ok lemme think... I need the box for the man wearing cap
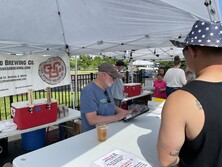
[80,62,132,132]
[157,20,222,167]
[111,60,126,107]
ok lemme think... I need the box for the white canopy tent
[0,0,220,59]
[133,60,154,66]
[102,46,184,61]
[0,0,221,106]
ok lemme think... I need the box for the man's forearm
[167,156,179,167]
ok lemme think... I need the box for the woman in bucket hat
[157,20,222,167]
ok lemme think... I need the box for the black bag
[0,138,8,158]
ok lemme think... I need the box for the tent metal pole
[69,56,75,109]
[129,51,133,83]
[75,55,78,108]
[56,0,77,109]
[204,0,220,21]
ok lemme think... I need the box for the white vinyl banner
[0,54,71,97]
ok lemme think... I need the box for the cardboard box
[65,120,82,137]
[124,83,141,97]
[11,98,58,130]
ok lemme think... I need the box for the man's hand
[115,109,132,120]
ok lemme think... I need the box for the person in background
[80,62,132,132]
[185,67,196,83]
[164,56,187,97]
[110,60,126,107]
[151,73,166,99]
[157,20,222,167]
[158,67,165,76]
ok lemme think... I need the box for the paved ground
[1,135,27,167]
[0,127,69,167]
[0,121,80,167]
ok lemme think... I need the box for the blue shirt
[80,82,115,132]
[111,78,124,100]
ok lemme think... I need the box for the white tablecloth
[0,109,80,139]
[13,108,162,167]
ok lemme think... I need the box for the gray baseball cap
[98,63,122,78]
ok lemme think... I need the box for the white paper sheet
[93,149,152,167]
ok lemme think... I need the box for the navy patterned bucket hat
[170,20,222,48]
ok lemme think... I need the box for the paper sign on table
[93,149,152,167]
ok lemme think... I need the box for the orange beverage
[96,124,108,142]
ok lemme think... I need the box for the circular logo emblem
[38,57,66,85]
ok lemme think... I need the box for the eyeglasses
[106,73,116,80]
[104,90,111,103]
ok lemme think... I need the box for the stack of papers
[147,100,165,118]
[93,149,152,167]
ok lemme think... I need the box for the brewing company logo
[38,57,66,85]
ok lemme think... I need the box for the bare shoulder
[162,90,197,120]
[162,89,204,140]
[157,89,203,166]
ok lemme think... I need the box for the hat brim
[109,71,123,79]
[170,40,186,48]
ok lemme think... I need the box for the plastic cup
[96,124,108,142]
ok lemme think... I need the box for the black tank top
[179,80,222,167]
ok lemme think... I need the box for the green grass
[70,70,97,75]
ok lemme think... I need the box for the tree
[69,57,76,70]
[92,56,103,68]
[78,54,93,70]
[69,54,129,70]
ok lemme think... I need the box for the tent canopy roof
[0,0,220,60]
[133,60,154,66]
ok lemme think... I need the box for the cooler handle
[11,108,16,117]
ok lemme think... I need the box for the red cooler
[124,83,141,97]
[11,98,58,130]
